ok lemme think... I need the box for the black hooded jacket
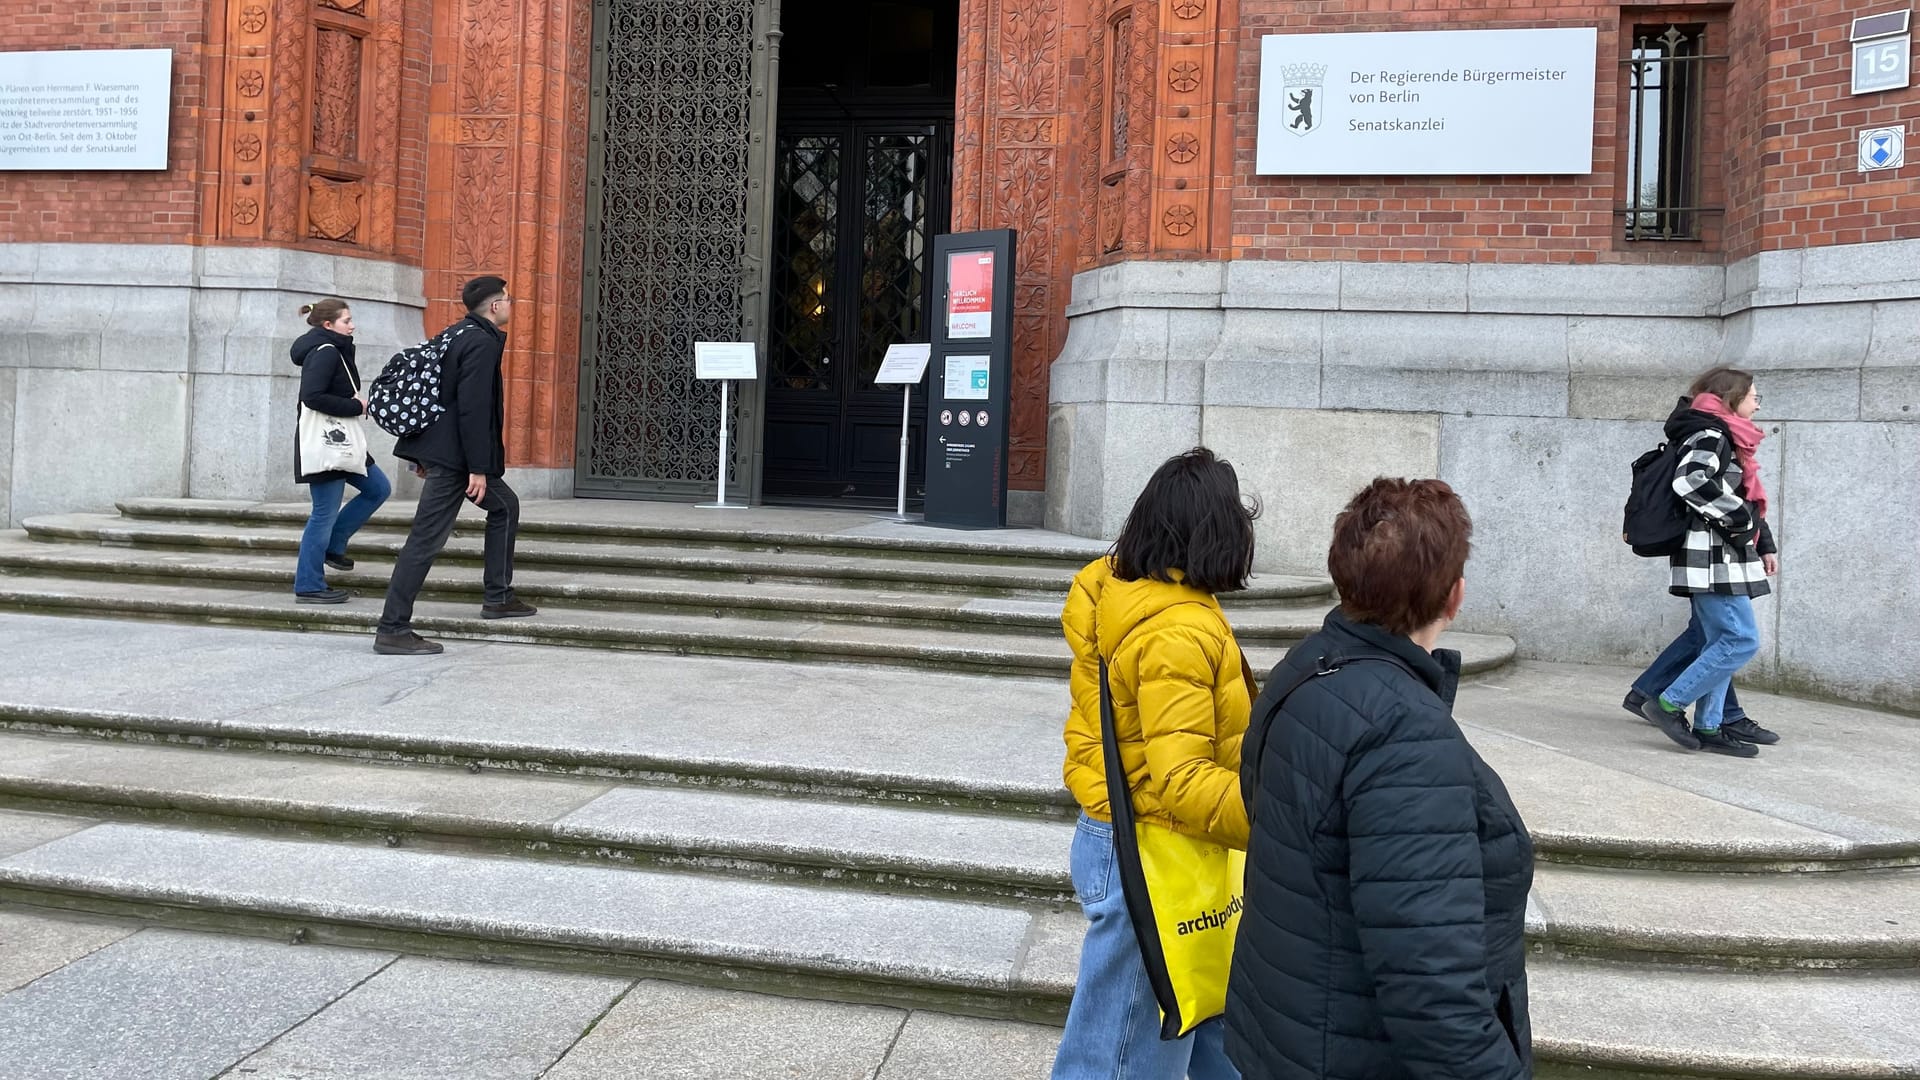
[1225,609,1534,1080]
[290,326,369,485]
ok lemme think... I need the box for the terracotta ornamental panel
[426,0,592,470]
[954,0,1091,490]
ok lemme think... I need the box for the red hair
[1327,478,1473,637]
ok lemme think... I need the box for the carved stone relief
[312,28,362,160]
[998,1,1060,112]
[1109,14,1131,160]
[1100,178,1125,253]
[453,146,512,274]
[997,118,1054,146]
[1168,59,1201,93]
[307,176,363,241]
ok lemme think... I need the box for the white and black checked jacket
[1669,422,1774,598]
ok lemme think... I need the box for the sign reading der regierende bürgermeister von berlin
[0,49,172,171]
[1257,28,1598,176]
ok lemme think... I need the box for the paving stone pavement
[0,908,1064,1080]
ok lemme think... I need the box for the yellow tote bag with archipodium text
[1097,660,1246,1039]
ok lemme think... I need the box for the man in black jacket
[374,275,536,655]
[1226,478,1534,1080]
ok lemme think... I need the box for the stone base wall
[0,244,427,527]
[1046,239,1920,712]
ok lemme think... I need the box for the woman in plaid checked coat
[1631,367,1778,758]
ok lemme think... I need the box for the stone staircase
[0,498,1516,675]
[0,500,1914,1078]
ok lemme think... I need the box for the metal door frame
[574,0,783,502]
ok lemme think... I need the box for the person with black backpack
[1626,367,1778,757]
[371,275,536,655]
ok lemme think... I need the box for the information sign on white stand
[874,343,933,520]
[694,342,758,510]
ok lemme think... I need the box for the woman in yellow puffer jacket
[1051,447,1256,1080]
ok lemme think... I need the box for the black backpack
[1622,441,1690,557]
[365,323,476,438]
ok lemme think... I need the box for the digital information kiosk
[922,230,1017,529]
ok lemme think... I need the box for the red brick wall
[1757,0,1920,253]
[0,0,208,242]
[1228,0,1744,265]
[1218,0,1919,265]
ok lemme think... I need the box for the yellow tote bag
[1097,659,1246,1039]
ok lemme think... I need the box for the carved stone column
[426,0,592,472]
[207,0,425,257]
[1148,0,1234,256]
[952,0,1091,490]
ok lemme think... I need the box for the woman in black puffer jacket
[1226,478,1533,1080]
[290,298,390,604]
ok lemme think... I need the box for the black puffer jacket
[1225,609,1534,1080]
[291,326,369,484]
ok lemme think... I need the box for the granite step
[2,813,1917,1077]
[20,514,1330,602]
[0,731,1077,903]
[0,534,1337,642]
[114,496,1117,567]
[0,814,1081,1018]
[0,614,1909,871]
[3,734,1916,968]
[0,573,1519,677]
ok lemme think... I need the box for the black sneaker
[1723,717,1780,745]
[1694,726,1761,757]
[374,631,444,655]
[1635,694,1700,750]
[325,553,355,572]
[1623,689,1654,723]
[295,588,350,605]
[481,599,538,620]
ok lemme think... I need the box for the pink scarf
[1690,392,1768,518]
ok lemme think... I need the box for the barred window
[1622,24,1713,241]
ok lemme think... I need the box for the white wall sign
[0,49,172,170]
[874,342,932,385]
[1859,126,1906,172]
[1851,35,1912,95]
[694,341,758,380]
[1256,28,1598,176]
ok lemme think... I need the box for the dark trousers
[378,466,518,635]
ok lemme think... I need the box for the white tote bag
[297,347,369,477]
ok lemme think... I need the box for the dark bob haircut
[1328,478,1473,637]
[1109,447,1258,595]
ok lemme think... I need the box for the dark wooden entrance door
[763,120,952,503]
[761,0,957,505]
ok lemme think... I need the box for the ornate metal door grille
[576,0,777,496]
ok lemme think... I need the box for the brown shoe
[374,630,444,655]
[481,599,538,620]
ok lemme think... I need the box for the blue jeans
[1634,609,1746,722]
[1660,594,1761,733]
[1051,815,1239,1080]
[295,462,391,593]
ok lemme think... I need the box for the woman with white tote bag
[291,298,390,604]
